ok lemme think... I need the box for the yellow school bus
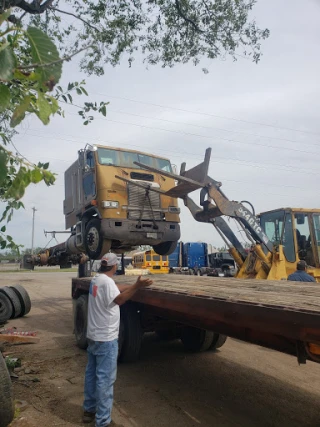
[132,250,169,274]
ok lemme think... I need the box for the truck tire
[10,284,31,317]
[0,292,13,324]
[153,241,177,256]
[118,302,143,363]
[209,334,227,350]
[84,218,111,260]
[0,286,22,319]
[181,326,214,352]
[0,352,15,427]
[74,295,88,350]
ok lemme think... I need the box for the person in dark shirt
[287,260,316,282]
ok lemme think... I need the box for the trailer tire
[153,241,177,256]
[118,303,143,363]
[74,295,88,350]
[181,327,214,352]
[0,286,22,319]
[209,334,227,350]
[10,284,31,317]
[0,292,13,324]
[0,352,15,427]
[84,218,111,260]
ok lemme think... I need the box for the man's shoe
[83,411,95,423]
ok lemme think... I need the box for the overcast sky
[4,0,320,251]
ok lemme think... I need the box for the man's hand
[135,276,153,289]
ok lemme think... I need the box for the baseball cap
[101,253,119,266]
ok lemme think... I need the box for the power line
[90,92,320,138]
[22,129,320,175]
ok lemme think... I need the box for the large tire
[0,352,14,427]
[74,295,88,350]
[84,218,111,260]
[180,326,214,352]
[10,284,31,317]
[0,286,22,319]
[209,334,227,350]
[0,293,13,324]
[153,241,177,256]
[118,303,143,363]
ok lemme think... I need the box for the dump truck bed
[72,275,320,362]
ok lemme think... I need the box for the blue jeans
[83,339,118,427]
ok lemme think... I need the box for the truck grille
[128,182,161,220]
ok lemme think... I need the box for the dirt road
[1,272,320,427]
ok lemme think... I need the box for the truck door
[83,151,96,206]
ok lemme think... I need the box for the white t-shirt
[87,273,120,342]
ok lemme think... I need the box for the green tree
[0,0,269,250]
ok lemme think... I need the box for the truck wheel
[0,287,22,319]
[84,218,111,260]
[0,352,15,427]
[153,241,177,256]
[10,284,31,316]
[74,295,88,350]
[0,292,13,324]
[181,326,214,352]
[118,303,143,363]
[209,334,227,350]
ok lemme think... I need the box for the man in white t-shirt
[83,253,153,427]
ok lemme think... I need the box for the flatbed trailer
[72,275,320,364]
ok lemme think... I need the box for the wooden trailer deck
[72,275,320,363]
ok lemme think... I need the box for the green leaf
[0,9,12,26]
[0,46,16,81]
[76,87,82,95]
[43,162,49,170]
[48,96,59,114]
[1,241,6,249]
[80,86,88,96]
[26,26,62,87]
[0,149,7,185]
[30,168,42,183]
[0,84,10,112]
[1,225,6,233]
[10,96,32,127]
[100,105,107,117]
[37,92,51,125]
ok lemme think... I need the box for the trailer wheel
[10,284,31,316]
[209,334,227,350]
[181,327,214,352]
[0,287,22,319]
[153,241,177,256]
[0,292,13,324]
[74,295,88,350]
[118,303,143,363]
[0,352,14,427]
[84,218,111,260]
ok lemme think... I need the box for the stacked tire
[0,284,31,324]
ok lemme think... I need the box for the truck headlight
[102,201,119,208]
[168,206,180,213]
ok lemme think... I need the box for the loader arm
[133,148,273,254]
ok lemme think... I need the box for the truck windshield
[97,148,172,172]
[260,210,295,262]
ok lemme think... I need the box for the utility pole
[31,207,37,255]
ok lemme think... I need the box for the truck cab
[63,144,180,259]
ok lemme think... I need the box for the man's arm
[114,276,153,306]
[117,283,133,292]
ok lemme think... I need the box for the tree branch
[49,7,99,31]
[174,0,204,33]
[17,44,94,70]
[6,0,55,14]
